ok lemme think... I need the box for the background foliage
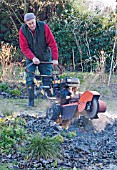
[0,0,116,72]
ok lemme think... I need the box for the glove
[32,57,40,65]
[52,60,58,66]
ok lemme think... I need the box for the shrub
[61,131,76,139]
[0,83,9,92]
[0,120,27,154]
[26,133,63,160]
[10,89,21,96]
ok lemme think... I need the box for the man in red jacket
[19,13,58,107]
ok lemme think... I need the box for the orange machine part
[78,91,100,112]
[98,100,107,112]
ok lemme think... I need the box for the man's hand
[32,57,40,65]
[52,60,58,66]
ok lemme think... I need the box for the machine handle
[25,61,63,75]
[25,61,53,73]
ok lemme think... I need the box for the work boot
[27,84,34,107]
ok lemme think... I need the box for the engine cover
[61,77,80,87]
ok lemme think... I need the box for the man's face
[25,19,36,31]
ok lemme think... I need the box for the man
[19,13,58,107]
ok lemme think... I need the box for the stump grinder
[26,62,107,127]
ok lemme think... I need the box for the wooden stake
[72,48,75,70]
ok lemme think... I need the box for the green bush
[26,133,63,159]
[0,83,9,92]
[61,131,76,139]
[10,89,21,96]
[0,83,21,96]
[0,118,27,154]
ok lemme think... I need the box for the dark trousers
[26,59,52,86]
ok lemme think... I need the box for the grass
[1,106,13,117]
[0,98,49,117]
[105,100,117,115]
[25,133,63,159]
[0,164,11,170]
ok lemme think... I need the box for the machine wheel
[86,97,99,119]
[46,103,61,121]
[46,89,52,97]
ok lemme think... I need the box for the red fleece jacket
[19,23,58,60]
